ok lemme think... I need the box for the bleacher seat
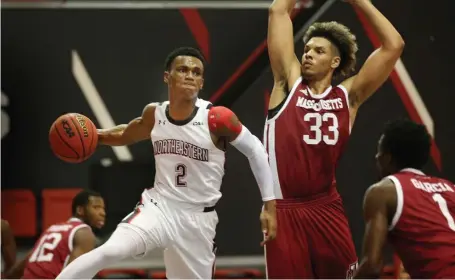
[1,189,36,236]
[42,188,82,230]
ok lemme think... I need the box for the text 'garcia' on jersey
[411,178,454,193]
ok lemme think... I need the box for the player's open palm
[260,201,277,246]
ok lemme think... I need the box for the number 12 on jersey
[303,112,339,145]
[29,233,62,262]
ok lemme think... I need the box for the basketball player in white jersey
[56,47,277,279]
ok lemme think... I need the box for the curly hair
[303,21,358,78]
[382,119,431,170]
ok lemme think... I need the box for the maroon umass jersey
[387,168,455,278]
[264,77,350,198]
[22,218,90,279]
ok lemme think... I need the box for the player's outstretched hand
[260,200,277,246]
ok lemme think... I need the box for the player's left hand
[260,200,277,246]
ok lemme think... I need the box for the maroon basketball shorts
[265,192,358,279]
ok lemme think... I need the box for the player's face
[84,196,106,229]
[164,56,204,100]
[301,37,340,80]
[376,135,392,178]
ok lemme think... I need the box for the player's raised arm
[97,104,156,146]
[342,0,404,109]
[268,0,301,105]
[354,179,397,279]
[67,227,96,265]
[208,106,277,243]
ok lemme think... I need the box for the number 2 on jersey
[175,163,187,187]
[29,232,62,262]
[433,193,455,231]
[303,112,339,145]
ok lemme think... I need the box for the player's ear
[76,206,84,217]
[331,56,341,70]
[383,153,393,167]
[164,71,170,84]
[199,78,204,90]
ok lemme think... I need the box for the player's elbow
[392,38,405,52]
[385,36,405,53]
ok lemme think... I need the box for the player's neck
[168,98,196,120]
[307,78,332,94]
[304,72,333,94]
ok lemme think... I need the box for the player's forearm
[269,0,295,14]
[4,258,27,279]
[353,1,404,50]
[230,126,275,201]
[2,245,16,272]
[97,124,129,146]
[1,222,17,272]
[247,153,276,201]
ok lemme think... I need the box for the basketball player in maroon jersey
[265,0,404,277]
[4,190,105,279]
[354,119,455,278]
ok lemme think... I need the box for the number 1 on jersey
[433,193,455,231]
[175,163,187,187]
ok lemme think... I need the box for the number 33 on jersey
[263,78,351,198]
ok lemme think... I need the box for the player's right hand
[260,200,277,246]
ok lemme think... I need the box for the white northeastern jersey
[145,99,225,206]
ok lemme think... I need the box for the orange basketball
[49,113,98,163]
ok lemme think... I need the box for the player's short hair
[382,119,431,170]
[71,189,102,216]
[164,47,206,71]
[303,21,358,78]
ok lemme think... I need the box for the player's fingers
[260,215,269,246]
[267,218,277,240]
[260,233,270,247]
[260,213,268,234]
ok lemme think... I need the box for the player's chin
[92,220,105,229]
[179,87,199,98]
[301,69,316,79]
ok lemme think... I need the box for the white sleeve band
[230,125,276,201]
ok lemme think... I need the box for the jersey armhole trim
[337,84,350,109]
[387,175,404,231]
[266,76,303,123]
[68,224,89,252]
[337,84,352,134]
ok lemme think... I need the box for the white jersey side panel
[146,99,225,206]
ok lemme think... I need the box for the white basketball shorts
[119,189,218,279]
